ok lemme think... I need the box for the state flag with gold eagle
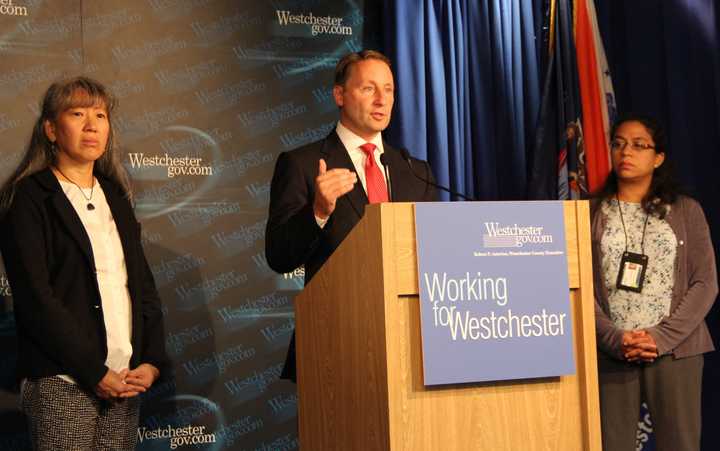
[528,0,616,199]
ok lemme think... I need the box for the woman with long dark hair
[0,77,167,450]
[592,113,717,451]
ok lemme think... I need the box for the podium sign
[415,201,575,385]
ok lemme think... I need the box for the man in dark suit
[265,50,437,382]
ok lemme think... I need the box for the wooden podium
[294,202,601,450]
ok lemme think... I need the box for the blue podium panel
[415,201,575,385]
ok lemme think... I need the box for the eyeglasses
[610,139,655,152]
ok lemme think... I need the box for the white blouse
[57,178,133,383]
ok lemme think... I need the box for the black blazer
[265,131,438,381]
[0,168,167,391]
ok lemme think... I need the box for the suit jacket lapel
[36,169,95,269]
[321,131,366,219]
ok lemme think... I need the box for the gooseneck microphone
[399,149,476,201]
[379,153,393,201]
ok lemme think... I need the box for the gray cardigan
[592,195,718,360]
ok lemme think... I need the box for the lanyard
[616,194,650,255]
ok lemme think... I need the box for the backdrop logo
[130,126,223,220]
[1,64,61,95]
[283,266,304,280]
[637,402,654,449]
[0,0,27,16]
[276,10,352,36]
[0,113,20,132]
[214,416,264,447]
[166,324,213,356]
[215,292,291,329]
[136,425,216,450]
[238,101,308,131]
[232,36,302,61]
[280,120,335,149]
[191,10,261,46]
[181,344,256,377]
[111,37,187,69]
[196,80,266,113]
[0,274,11,296]
[128,153,213,178]
[155,59,227,93]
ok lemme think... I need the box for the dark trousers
[21,376,140,451]
[598,353,703,451]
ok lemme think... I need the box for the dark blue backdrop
[596,3,720,450]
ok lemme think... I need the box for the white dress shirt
[315,122,390,228]
[57,179,133,384]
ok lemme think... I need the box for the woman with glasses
[0,77,168,450]
[591,113,717,451]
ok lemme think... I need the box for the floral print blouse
[600,199,677,330]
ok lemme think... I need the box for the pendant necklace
[54,166,96,210]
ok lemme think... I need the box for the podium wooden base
[295,202,600,451]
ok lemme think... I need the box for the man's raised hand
[313,158,357,219]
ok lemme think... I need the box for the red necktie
[359,143,388,203]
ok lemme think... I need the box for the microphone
[379,153,393,201]
[399,149,476,201]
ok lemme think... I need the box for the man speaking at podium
[265,50,437,382]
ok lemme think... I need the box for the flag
[574,0,617,193]
[528,0,584,200]
[529,0,617,199]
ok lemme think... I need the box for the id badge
[616,252,649,293]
